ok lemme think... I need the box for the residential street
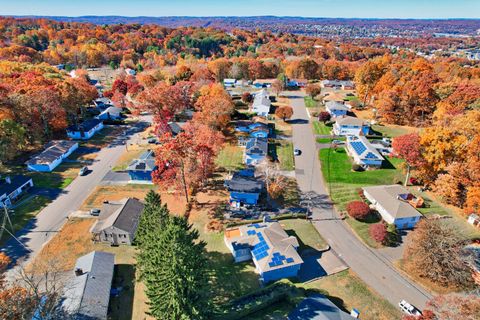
[2,116,152,266]
[285,91,432,310]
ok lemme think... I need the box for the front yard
[319,147,404,247]
[312,121,332,135]
[276,141,295,171]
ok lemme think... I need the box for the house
[26,140,78,172]
[325,101,349,117]
[467,214,480,228]
[91,198,144,245]
[224,170,263,207]
[223,78,236,87]
[0,176,33,208]
[235,121,270,138]
[321,80,355,90]
[288,294,356,320]
[66,119,104,140]
[333,116,370,136]
[62,251,114,320]
[168,121,186,136]
[362,185,423,229]
[253,79,275,88]
[244,137,268,165]
[93,97,113,109]
[346,136,384,169]
[341,80,355,90]
[224,221,303,283]
[287,79,308,88]
[125,68,136,76]
[96,106,123,120]
[252,89,271,117]
[126,150,156,183]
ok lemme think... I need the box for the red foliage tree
[241,92,253,104]
[318,111,331,123]
[346,201,371,220]
[392,133,424,186]
[305,84,321,99]
[369,223,388,244]
[275,106,293,122]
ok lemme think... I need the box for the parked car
[79,166,89,176]
[90,208,101,216]
[331,140,345,145]
[294,149,302,156]
[147,137,157,144]
[398,300,421,317]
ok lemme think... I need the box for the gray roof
[225,173,263,193]
[168,122,186,135]
[326,101,349,112]
[92,198,144,235]
[288,294,355,320]
[0,176,32,197]
[25,140,78,166]
[335,116,367,127]
[126,150,156,172]
[62,251,115,320]
[362,185,423,219]
[246,138,268,156]
[67,119,102,133]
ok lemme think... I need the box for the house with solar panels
[333,116,370,136]
[224,221,303,283]
[346,136,384,169]
[126,150,156,183]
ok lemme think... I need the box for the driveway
[285,91,431,310]
[2,115,152,267]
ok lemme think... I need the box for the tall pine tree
[136,194,211,320]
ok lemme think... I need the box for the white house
[333,116,370,136]
[346,136,384,169]
[96,107,123,120]
[26,140,78,172]
[223,78,236,87]
[325,101,349,117]
[362,185,423,229]
[0,176,34,208]
[252,89,271,117]
[67,119,104,140]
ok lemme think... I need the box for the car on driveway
[398,300,421,317]
[332,140,345,145]
[79,166,89,176]
[294,148,302,156]
[90,208,101,216]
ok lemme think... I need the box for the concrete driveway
[2,115,152,267]
[285,91,431,310]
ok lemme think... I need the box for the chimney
[5,176,11,184]
[74,268,84,276]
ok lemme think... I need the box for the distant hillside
[9,15,480,38]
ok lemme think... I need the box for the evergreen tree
[140,215,211,320]
[135,190,166,247]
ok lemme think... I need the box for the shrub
[305,84,321,98]
[369,223,388,244]
[318,111,331,123]
[241,92,253,103]
[351,164,363,172]
[346,201,370,220]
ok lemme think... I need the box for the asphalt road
[286,91,432,310]
[2,115,152,266]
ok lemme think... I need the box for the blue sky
[0,0,479,19]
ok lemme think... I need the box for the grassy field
[370,124,417,138]
[319,147,404,247]
[277,141,295,171]
[316,137,346,144]
[215,145,245,171]
[281,219,327,250]
[300,270,402,320]
[112,145,151,171]
[304,96,320,108]
[312,121,332,135]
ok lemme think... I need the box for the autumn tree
[272,79,284,96]
[194,83,234,130]
[354,55,388,106]
[305,84,321,99]
[369,223,388,245]
[241,92,253,104]
[392,133,424,186]
[318,111,331,123]
[275,106,293,122]
[403,219,473,289]
[0,119,27,164]
[346,201,370,220]
[404,293,480,320]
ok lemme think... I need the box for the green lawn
[216,145,245,171]
[304,96,319,108]
[316,137,346,144]
[0,195,51,244]
[343,95,359,101]
[319,147,404,247]
[312,121,332,135]
[277,142,295,171]
[281,219,327,250]
[370,124,411,138]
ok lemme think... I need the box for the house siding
[261,263,302,283]
[67,122,104,140]
[27,142,78,172]
[128,171,153,182]
[98,226,133,245]
[0,178,33,207]
[229,191,260,206]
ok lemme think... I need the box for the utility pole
[0,205,14,242]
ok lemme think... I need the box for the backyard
[215,144,245,171]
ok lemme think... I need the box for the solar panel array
[350,141,367,155]
[365,152,378,159]
[251,231,270,260]
[268,252,295,268]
